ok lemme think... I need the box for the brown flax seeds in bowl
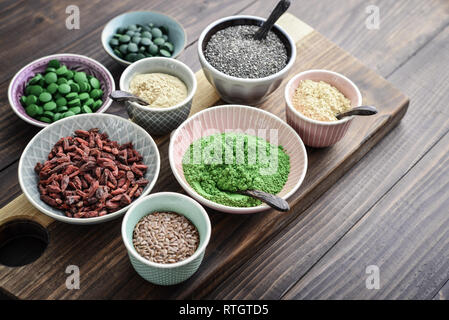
[292,80,352,122]
[132,211,199,264]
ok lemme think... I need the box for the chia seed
[204,25,288,79]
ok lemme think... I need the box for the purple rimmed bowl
[8,53,115,127]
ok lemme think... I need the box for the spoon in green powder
[237,189,290,212]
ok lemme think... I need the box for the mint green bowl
[121,192,211,285]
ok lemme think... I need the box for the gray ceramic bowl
[198,15,296,105]
[119,57,197,136]
[18,113,160,225]
[102,11,186,66]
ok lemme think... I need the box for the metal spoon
[109,90,149,106]
[238,189,290,212]
[254,0,291,40]
[336,105,378,120]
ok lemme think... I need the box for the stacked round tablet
[109,23,174,62]
[20,59,104,123]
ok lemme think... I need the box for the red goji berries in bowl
[18,113,160,225]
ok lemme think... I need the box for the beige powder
[129,73,188,108]
[292,80,352,122]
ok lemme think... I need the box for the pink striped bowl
[285,70,362,148]
[169,105,308,214]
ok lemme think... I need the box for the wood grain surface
[1,0,448,300]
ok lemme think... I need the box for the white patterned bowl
[122,192,211,285]
[169,105,308,214]
[119,57,197,136]
[285,70,362,148]
[18,113,160,225]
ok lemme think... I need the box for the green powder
[182,133,290,207]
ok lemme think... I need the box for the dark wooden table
[1,0,448,300]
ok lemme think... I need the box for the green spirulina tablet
[149,44,158,55]
[163,42,174,52]
[36,106,44,115]
[69,82,80,93]
[131,36,141,44]
[45,67,56,73]
[20,96,27,106]
[79,81,89,92]
[57,106,68,112]
[162,35,168,41]
[120,35,131,43]
[39,116,52,123]
[58,83,71,94]
[25,104,39,117]
[29,85,43,96]
[57,78,68,85]
[43,110,55,118]
[135,53,145,60]
[93,100,102,110]
[90,89,103,99]
[119,44,128,55]
[53,113,63,121]
[139,46,146,53]
[141,31,152,39]
[44,72,57,84]
[56,65,68,76]
[47,83,58,94]
[65,92,78,100]
[29,74,42,85]
[43,101,57,111]
[89,77,100,89]
[74,72,87,84]
[85,98,94,106]
[26,95,38,105]
[128,43,138,53]
[69,106,81,114]
[78,92,89,101]
[140,37,151,46]
[109,38,119,46]
[153,37,165,45]
[68,98,81,107]
[39,92,52,103]
[82,105,92,113]
[48,59,60,68]
[66,70,74,79]
[63,111,75,118]
[159,49,171,57]
[56,97,67,107]
[114,49,123,58]
[151,27,162,38]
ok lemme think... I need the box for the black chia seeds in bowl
[198,15,296,105]
[204,25,288,79]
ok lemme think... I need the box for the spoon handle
[254,0,291,40]
[336,105,378,120]
[109,90,149,106]
[239,190,290,212]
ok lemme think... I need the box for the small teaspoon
[109,90,149,106]
[336,105,378,120]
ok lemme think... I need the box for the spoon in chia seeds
[237,189,290,212]
[335,105,378,120]
[254,0,291,40]
[109,90,149,106]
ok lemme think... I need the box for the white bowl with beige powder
[120,57,197,135]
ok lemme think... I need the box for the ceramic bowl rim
[121,192,211,269]
[18,113,161,225]
[8,53,115,128]
[119,57,197,113]
[101,10,187,66]
[197,15,297,83]
[284,69,363,126]
[168,104,308,214]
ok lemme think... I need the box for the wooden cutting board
[0,13,408,299]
